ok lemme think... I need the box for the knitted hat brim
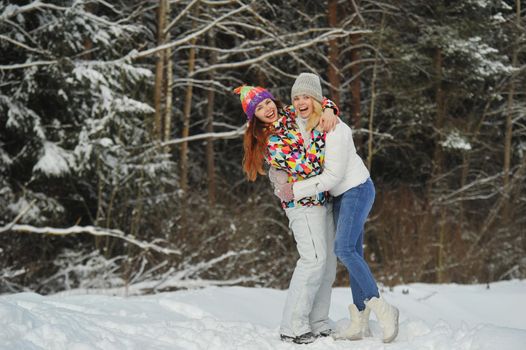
[246,90,275,120]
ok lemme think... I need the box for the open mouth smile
[266,111,275,119]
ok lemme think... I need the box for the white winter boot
[361,304,372,338]
[366,296,399,343]
[336,304,371,340]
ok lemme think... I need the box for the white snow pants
[280,204,337,337]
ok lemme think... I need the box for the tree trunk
[349,0,362,148]
[456,149,469,242]
[503,0,520,222]
[206,30,217,207]
[180,51,196,194]
[327,0,340,106]
[179,10,199,227]
[163,0,173,147]
[367,12,385,171]
[431,47,447,283]
[153,0,168,140]
[95,156,104,251]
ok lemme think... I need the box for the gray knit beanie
[291,72,323,102]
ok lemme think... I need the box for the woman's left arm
[319,97,339,132]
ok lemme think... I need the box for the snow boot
[336,304,371,340]
[316,329,335,338]
[280,332,317,344]
[366,296,399,343]
[360,304,372,338]
[293,332,317,344]
[280,334,295,343]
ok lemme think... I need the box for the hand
[319,108,339,132]
[268,167,289,185]
[274,182,294,202]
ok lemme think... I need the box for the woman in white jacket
[273,72,400,343]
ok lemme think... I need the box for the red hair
[243,118,273,181]
[242,100,284,181]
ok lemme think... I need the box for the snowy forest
[1,0,525,296]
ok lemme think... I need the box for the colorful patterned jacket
[265,98,339,209]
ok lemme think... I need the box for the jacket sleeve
[321,97,340,116]
[292,121,349,198]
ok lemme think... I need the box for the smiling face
[292,94,314,119]
[254,98,278,124]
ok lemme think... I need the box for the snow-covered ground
[1,280,525,350]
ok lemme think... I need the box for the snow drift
[1,280,525,349]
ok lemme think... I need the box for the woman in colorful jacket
[234,84,338,344]
[273,73,400,344]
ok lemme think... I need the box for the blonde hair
[306,99,323,132]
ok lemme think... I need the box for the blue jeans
[333,177,379,311]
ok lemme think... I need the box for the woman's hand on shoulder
[318,108,339,132]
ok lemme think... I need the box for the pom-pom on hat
[291,72,323,102]
[234,85,275,121]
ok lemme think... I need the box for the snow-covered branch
[431,173,502,205]
[147,124,247,150]
[145,250,257,293]
[0,35,47,54]
[353,128,395,139]
[0,60,58,70]
[129,124,246,159]
[0,224,181,255]
[0,1,67,22]
[177,250,252,280]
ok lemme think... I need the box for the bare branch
[175,44,261,55]
[130,1,254,60]
[164,0,200,34]
[192,29,369,76]
[201,0,235,5]
[90,0,124,15]
[349,0,366,25]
